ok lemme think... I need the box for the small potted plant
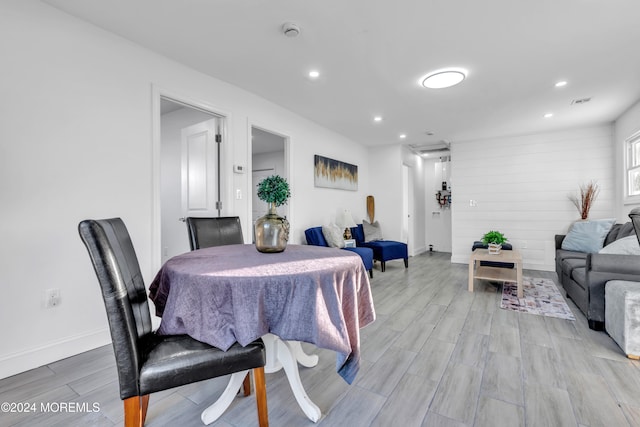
[255,175,291,253]
[482,230,507,254]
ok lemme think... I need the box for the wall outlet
[45,288,61,308]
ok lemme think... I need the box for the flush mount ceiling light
[420,68,467,89]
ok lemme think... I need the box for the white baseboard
[412,246,427,256]
[0,328,111,380]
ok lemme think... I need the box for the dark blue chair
[304,226,374,278]
[351,224,408,272]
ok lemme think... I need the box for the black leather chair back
[186,216,244,250]
[78,218,152,398]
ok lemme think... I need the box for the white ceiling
[43,0,640,149]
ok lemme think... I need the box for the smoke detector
[282,22,300,37]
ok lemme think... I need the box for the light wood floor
[2,252,640,426]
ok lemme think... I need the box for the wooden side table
[469,248,523,298]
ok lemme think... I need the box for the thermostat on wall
[233,165,245,174]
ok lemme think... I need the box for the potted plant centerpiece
[255,175,291,253]
[482,230,508,254]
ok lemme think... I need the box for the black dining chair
[78,218,268,427]
[186,216,244,250]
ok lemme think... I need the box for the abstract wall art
[314,155,358,191]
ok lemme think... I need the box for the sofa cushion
[304,226,328,247]
[571,267,587,290]
[599,235,640,255]
[556,249,588,263]
[351,224,366,245]
[562,257,586,276]
[322,223,345,248]
[362,220,383,242]
[343,247,373,271]
[561,218,616,253]
[604,222,635,246]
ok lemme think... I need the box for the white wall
[615,99,640,218]
[368,145,403,240]
[0,1,370,378]
[451,125,615,271]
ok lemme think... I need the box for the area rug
[501,277,575,321]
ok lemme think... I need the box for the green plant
[257,175,291,207]
[482,230,507,245]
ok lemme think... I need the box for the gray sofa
[555,221,640,330]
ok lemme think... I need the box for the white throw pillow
[362,220,383,242]
[322,223,345,248]
[599,235,640,255]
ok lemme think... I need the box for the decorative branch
[569,181,599,220]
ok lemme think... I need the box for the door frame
[246,121,292,241]
[152,85,232,271]
[402,163,416,256]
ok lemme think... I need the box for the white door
[181,118,220,220]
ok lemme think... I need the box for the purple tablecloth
[148,244,376,384]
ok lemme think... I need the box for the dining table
[148,243,376,423]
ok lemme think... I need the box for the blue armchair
[304,226,374,278]
[351,224,408,272]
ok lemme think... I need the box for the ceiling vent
[409,140,451,156]
[571,97,592,105]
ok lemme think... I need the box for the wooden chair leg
[124,395,149,427]
[253,367,269,427]
[242,372,252,396]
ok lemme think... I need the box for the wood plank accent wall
[450,125,614,271]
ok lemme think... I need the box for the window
[626,130,640,199]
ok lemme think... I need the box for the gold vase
[254,203,289,253]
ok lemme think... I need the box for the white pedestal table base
[201,333,321,424]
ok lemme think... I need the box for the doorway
[251,127,287,241]
[159,97,224,263]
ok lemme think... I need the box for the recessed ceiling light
[373,116,383,122]
[399,134,407,139]
[420,68,467,89]
[544,113,553,118]
[555,81,568,87]
[308,70,320,79]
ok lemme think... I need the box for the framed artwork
[314,155,358,191]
